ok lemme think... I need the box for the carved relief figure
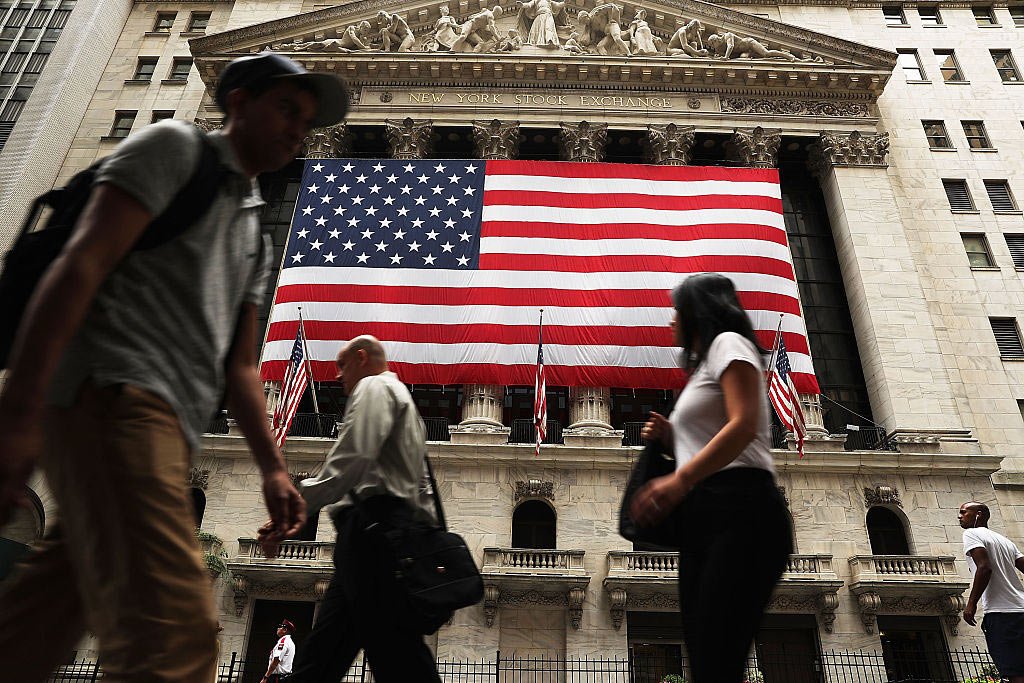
[666,19,708,57]
[628,9,658,56]
[451,5,504,52]
[563,30,586,54]
[432,5,460,51]
[276,30,370,53]
[706,32,798,61]
[515,0,568,48]
[498,28,523,51]
[577,4,631,57]
[377,10,415,52]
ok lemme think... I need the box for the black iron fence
[51,648,1002,683]
[285,412,339,439]
[509,419,564,445]
[623,422,645,447]
[424,416,452,441]
[839,425,897,452]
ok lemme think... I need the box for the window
[973,5,998,25]
[108,110,136,138]
[991,318,1024,358]
[918,5,943,24]
[1018,399,1024,422]
[151,110,174,123]
[879,617,955,683]
[132,56,157,81]
[511,500,556,549]
[1005,234,1024,269]
[922,120,952,148]
[943,179,975,211]
[992,50,1021,81]
[883,5,907,24]
[1011,5,1024,26]
[962,234,994,267]
[962,121,992,149]
[934,49,965,81]
[897,50,926,81]
[167,57,191,81]
[186,11,209,32]
[152,11,175,32]
[985,180,1018,211]
[866,507,910,555]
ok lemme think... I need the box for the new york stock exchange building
[2,0,1024,677]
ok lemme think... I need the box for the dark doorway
[755,614,822,683]
[867,507,911,555]
[627,611,685,683]
[190,488,206,527]
[878,615,953,683]
[511,499,556,549]
[243,599,316,682]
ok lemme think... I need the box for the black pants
[289,500,441,683]
[676,468,793,683]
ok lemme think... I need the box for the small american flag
[259,159,819,394]
[534,312,546,457]
[768,336,806,457]
[272,324,309,448]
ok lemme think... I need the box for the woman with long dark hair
[631,272,792,683]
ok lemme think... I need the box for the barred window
[990,318,1024,359]
[985,180,1018,212]
[943,180,975,212]
[1004,234,1024,269]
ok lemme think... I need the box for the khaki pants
[0,383,218,682]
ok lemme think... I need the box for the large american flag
[259,159,819,393]
[769,336,807,457]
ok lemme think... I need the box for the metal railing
[840,425,897,452]
[206,412,230,435]
[509,419,563,445]
[622,422,645,446]
[286,412,339,439]
[423,416,452,441]
[49,648,1004,683]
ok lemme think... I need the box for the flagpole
[535,308,545,458]
[297,306,321,415]
[766,313,784,381]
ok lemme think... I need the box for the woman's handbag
[617,439,681,549]
[358,455,484,635]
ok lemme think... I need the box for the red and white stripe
[769,368,807,457]
[261,161,819,393]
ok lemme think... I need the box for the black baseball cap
[216,52,349,128]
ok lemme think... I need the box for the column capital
[808,130,890,175]
[384,117,434,159]
[472,119,521,160]
[302,123,353,159]
[193,117,222,133]
[646,123,695,166]
[558,121,608,163]
[731,126,781,168]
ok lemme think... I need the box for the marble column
[808,130,965,442]
[558,121,608,163]
[384,117,433,159]
[731,126,828,440]
[646,123,696,166]
[302,123,353,158]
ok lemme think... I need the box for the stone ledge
[992,470,1024,490]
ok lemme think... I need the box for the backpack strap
[134,127,227,250]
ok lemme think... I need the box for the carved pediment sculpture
[577,3,631,57]
[451,4,504,52]
[427,4,459,51]
[377,10,416,52]
[277,20,373,53]
[515,0,570,49]
[627,9,660,56]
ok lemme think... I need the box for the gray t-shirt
[668,331,775,475]
[48,120,272,450]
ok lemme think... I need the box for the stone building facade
[3,0,1024,675]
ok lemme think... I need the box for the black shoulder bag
[357,454,484,635]
[618,439,682,549]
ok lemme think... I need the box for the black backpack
[0,127,225,367]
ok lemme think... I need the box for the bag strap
[135,127,226,250]
[422,452,447,532]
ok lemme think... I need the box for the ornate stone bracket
[231,576,249,617]
[864,485,902,508]
[472,119,520,160]
[940,594,966,636]
[568,586,586,630]
[302,123,353,158]
[558,121,608,163]
[608,587,627,630]
[808,130,889,175]
[514,480,555,503]
[481,576,590,630]
[188,467,210,490]
[730,126,781,168]
[384,117,433,159]
[646,123,695,166]
[818,592,840,633]
[856,591,881,634]
[483,583,500,627]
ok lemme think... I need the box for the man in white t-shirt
[262,619,296,682]
[960,501,1024,682]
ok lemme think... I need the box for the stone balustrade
[235,538,335,564]
[482,547,586,573]
[848,555,958,582]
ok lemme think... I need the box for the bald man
[959,501,1024,683]
[266,336,440,682]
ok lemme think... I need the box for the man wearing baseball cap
[262,619,297,682]
[0,53,345,681]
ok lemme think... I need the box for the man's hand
[261,469,306,545]
[963,601,977,626]
[0,412,43,526]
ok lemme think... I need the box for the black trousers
[289,501,441,683]
[676,468,793,683]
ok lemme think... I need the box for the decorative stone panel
[809,130,889,172]
[864,485,902,508]
[514,480,555,503]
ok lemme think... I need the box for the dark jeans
[676,467,793,683]
[289,499,441,683]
